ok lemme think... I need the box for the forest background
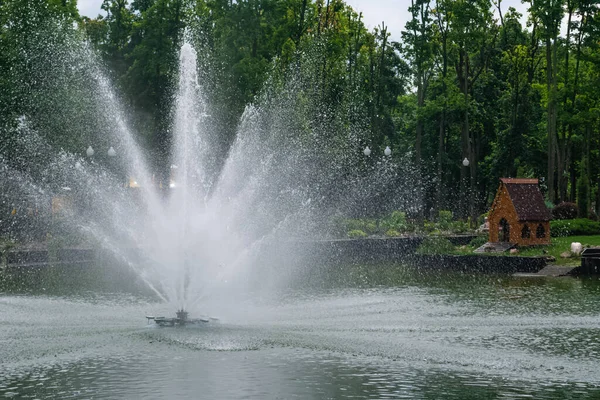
[1,0,599,224]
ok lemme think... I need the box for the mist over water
[3,16,600,400]
[0,28,419,313]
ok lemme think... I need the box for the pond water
[2,266,600,399]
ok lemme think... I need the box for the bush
[342,219,379,235]
[437,210,453,230]
[347,229,368,238]
[450,220,469,234]
[364,221,378,235]
[416,237,455,255]
[381,211,408,232]
[469,235,488,248]
[552,202,579,220]
[344,219,367,232]
[550,218,600,237]
[385,229,402,237]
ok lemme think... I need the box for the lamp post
[462,156,476,226]
[384,146,392,156]
[460,157,469,220]
[363,146,371,156]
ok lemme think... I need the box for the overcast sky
[77,0,532,41]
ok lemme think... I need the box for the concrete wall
[406,254,547,274]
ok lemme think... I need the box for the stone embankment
[0,235,587,276]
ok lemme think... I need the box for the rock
[560,251,571,259]
[510,248,519,255]
[570,242,583,255]
[545,256,556,262]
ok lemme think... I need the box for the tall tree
[527,0,564,203]
[402,0,434,169]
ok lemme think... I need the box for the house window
[536,224,546,238]
[521,225,531,239]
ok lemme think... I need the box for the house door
[499,218,510,242]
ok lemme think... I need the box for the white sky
[345,0,530,40]
[78,0,104,18]
[77,0,537,40]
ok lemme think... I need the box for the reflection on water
[1,264,600,399]
[4,348,600,399]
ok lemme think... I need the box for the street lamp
[86,146,94,157]
[107,147,116,157]
[462,157,469,167]
[363,146,371,156]
[384,146,392,156]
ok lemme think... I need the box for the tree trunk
[296,0,308,46]
[458,48,471,219]
[546,37,556,203]
[436,110,445,212]
[415,81,424,168]
[435,19,448,214]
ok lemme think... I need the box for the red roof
[500,178,539,184]
[500,178,551,221]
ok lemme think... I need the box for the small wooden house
[488,178,551,246]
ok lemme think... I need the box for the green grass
[454,235,600,266]
[517,235,600,266]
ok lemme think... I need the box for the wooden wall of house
[488,184,550,246]
[514,221,551,246]
[488,185,517,242]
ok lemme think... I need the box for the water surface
[2,266,600,399]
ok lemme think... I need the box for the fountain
[0,32,416,317]
[2,22,600,400]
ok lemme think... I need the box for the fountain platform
[146,309,217,327]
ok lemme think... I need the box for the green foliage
[416,237,455,255]
[577,158,590,219]
[469,235,488,248]
[380,211,410,232]
[2,0,600,228]
[347,229,367,239]
[550,219,600,237]
[517,235,600,266]
[552,202,579,220]
[384,229,402,237]
[437,210,453,230]
[342,219,378,235]
[450,220,469,234]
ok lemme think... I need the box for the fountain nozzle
[176,309,189,322]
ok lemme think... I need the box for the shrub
[552,202,579,220]
[385,229,402,237]
[469,235,488,248]
[344,219,367,232]
[437,210,453,230]
[381,211,410,232]
[364,221,378,235]
[341,219,379,235]
[422,221,436,233]
[416,237,455,255]
[550,218,600,237]
[347,229,368,238]
[450,220,469,234]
